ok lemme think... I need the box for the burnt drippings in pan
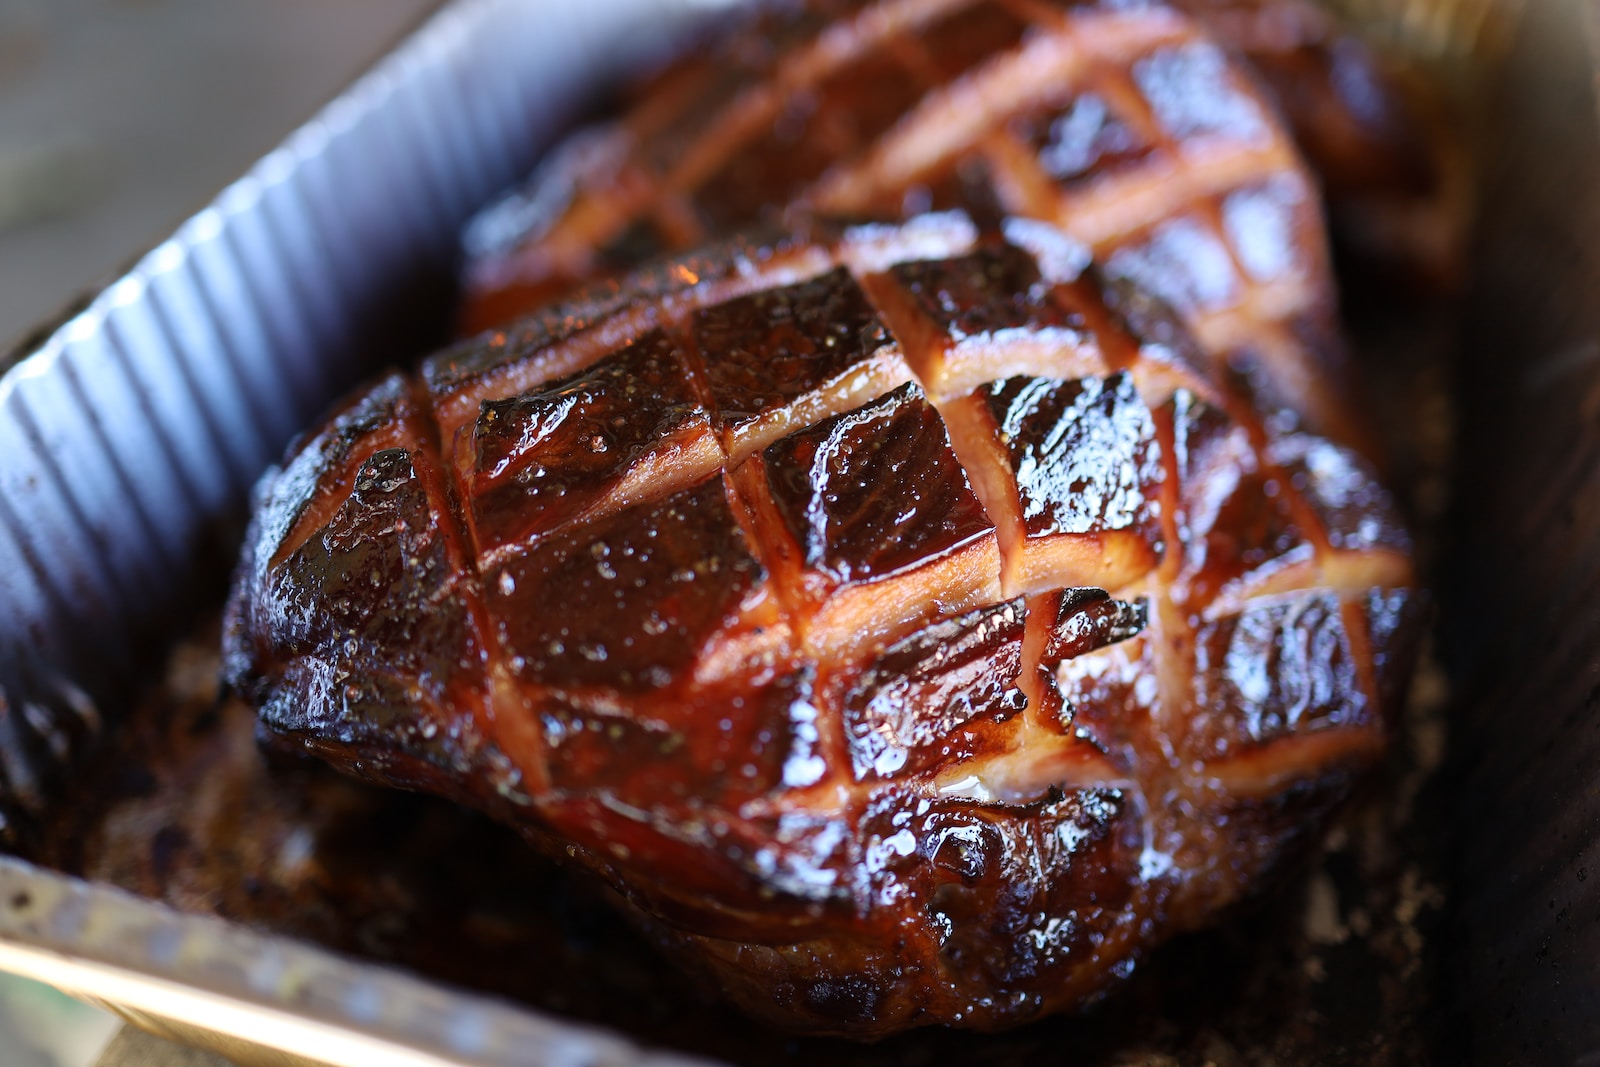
[223,212,1420,1036]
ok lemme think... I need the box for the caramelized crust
[688,266,910,456]
[463,330,715,555]
[226,217,1417,1036]
[840,598,1027,780]
[760,383,992,586]
[485,476,768,693]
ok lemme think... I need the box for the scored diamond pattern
[231,204,1416,1031]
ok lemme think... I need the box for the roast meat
[224,211,1418,1035]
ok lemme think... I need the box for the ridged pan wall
[0,0,726,843]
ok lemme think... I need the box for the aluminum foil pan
[0,855,704,1067]
[0,0,733,1061]
[0,0,1589,1063]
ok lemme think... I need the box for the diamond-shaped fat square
[467,330,709,552]
[486,475,765,692]
[760,382,994,587]
[692,267,895,436]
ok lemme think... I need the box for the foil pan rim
[0,855,714,1067]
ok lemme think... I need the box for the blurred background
[0,1,436,1062]
[0,0,438,355]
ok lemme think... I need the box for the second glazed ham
[461,0,1441,445]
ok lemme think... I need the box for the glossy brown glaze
[226,217,1418,1036]
[462,329,713,554]
[458,0,1452,445]
[759,383,993,589]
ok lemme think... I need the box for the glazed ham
[461,0,1449,442]
[224,212,1418,1035]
